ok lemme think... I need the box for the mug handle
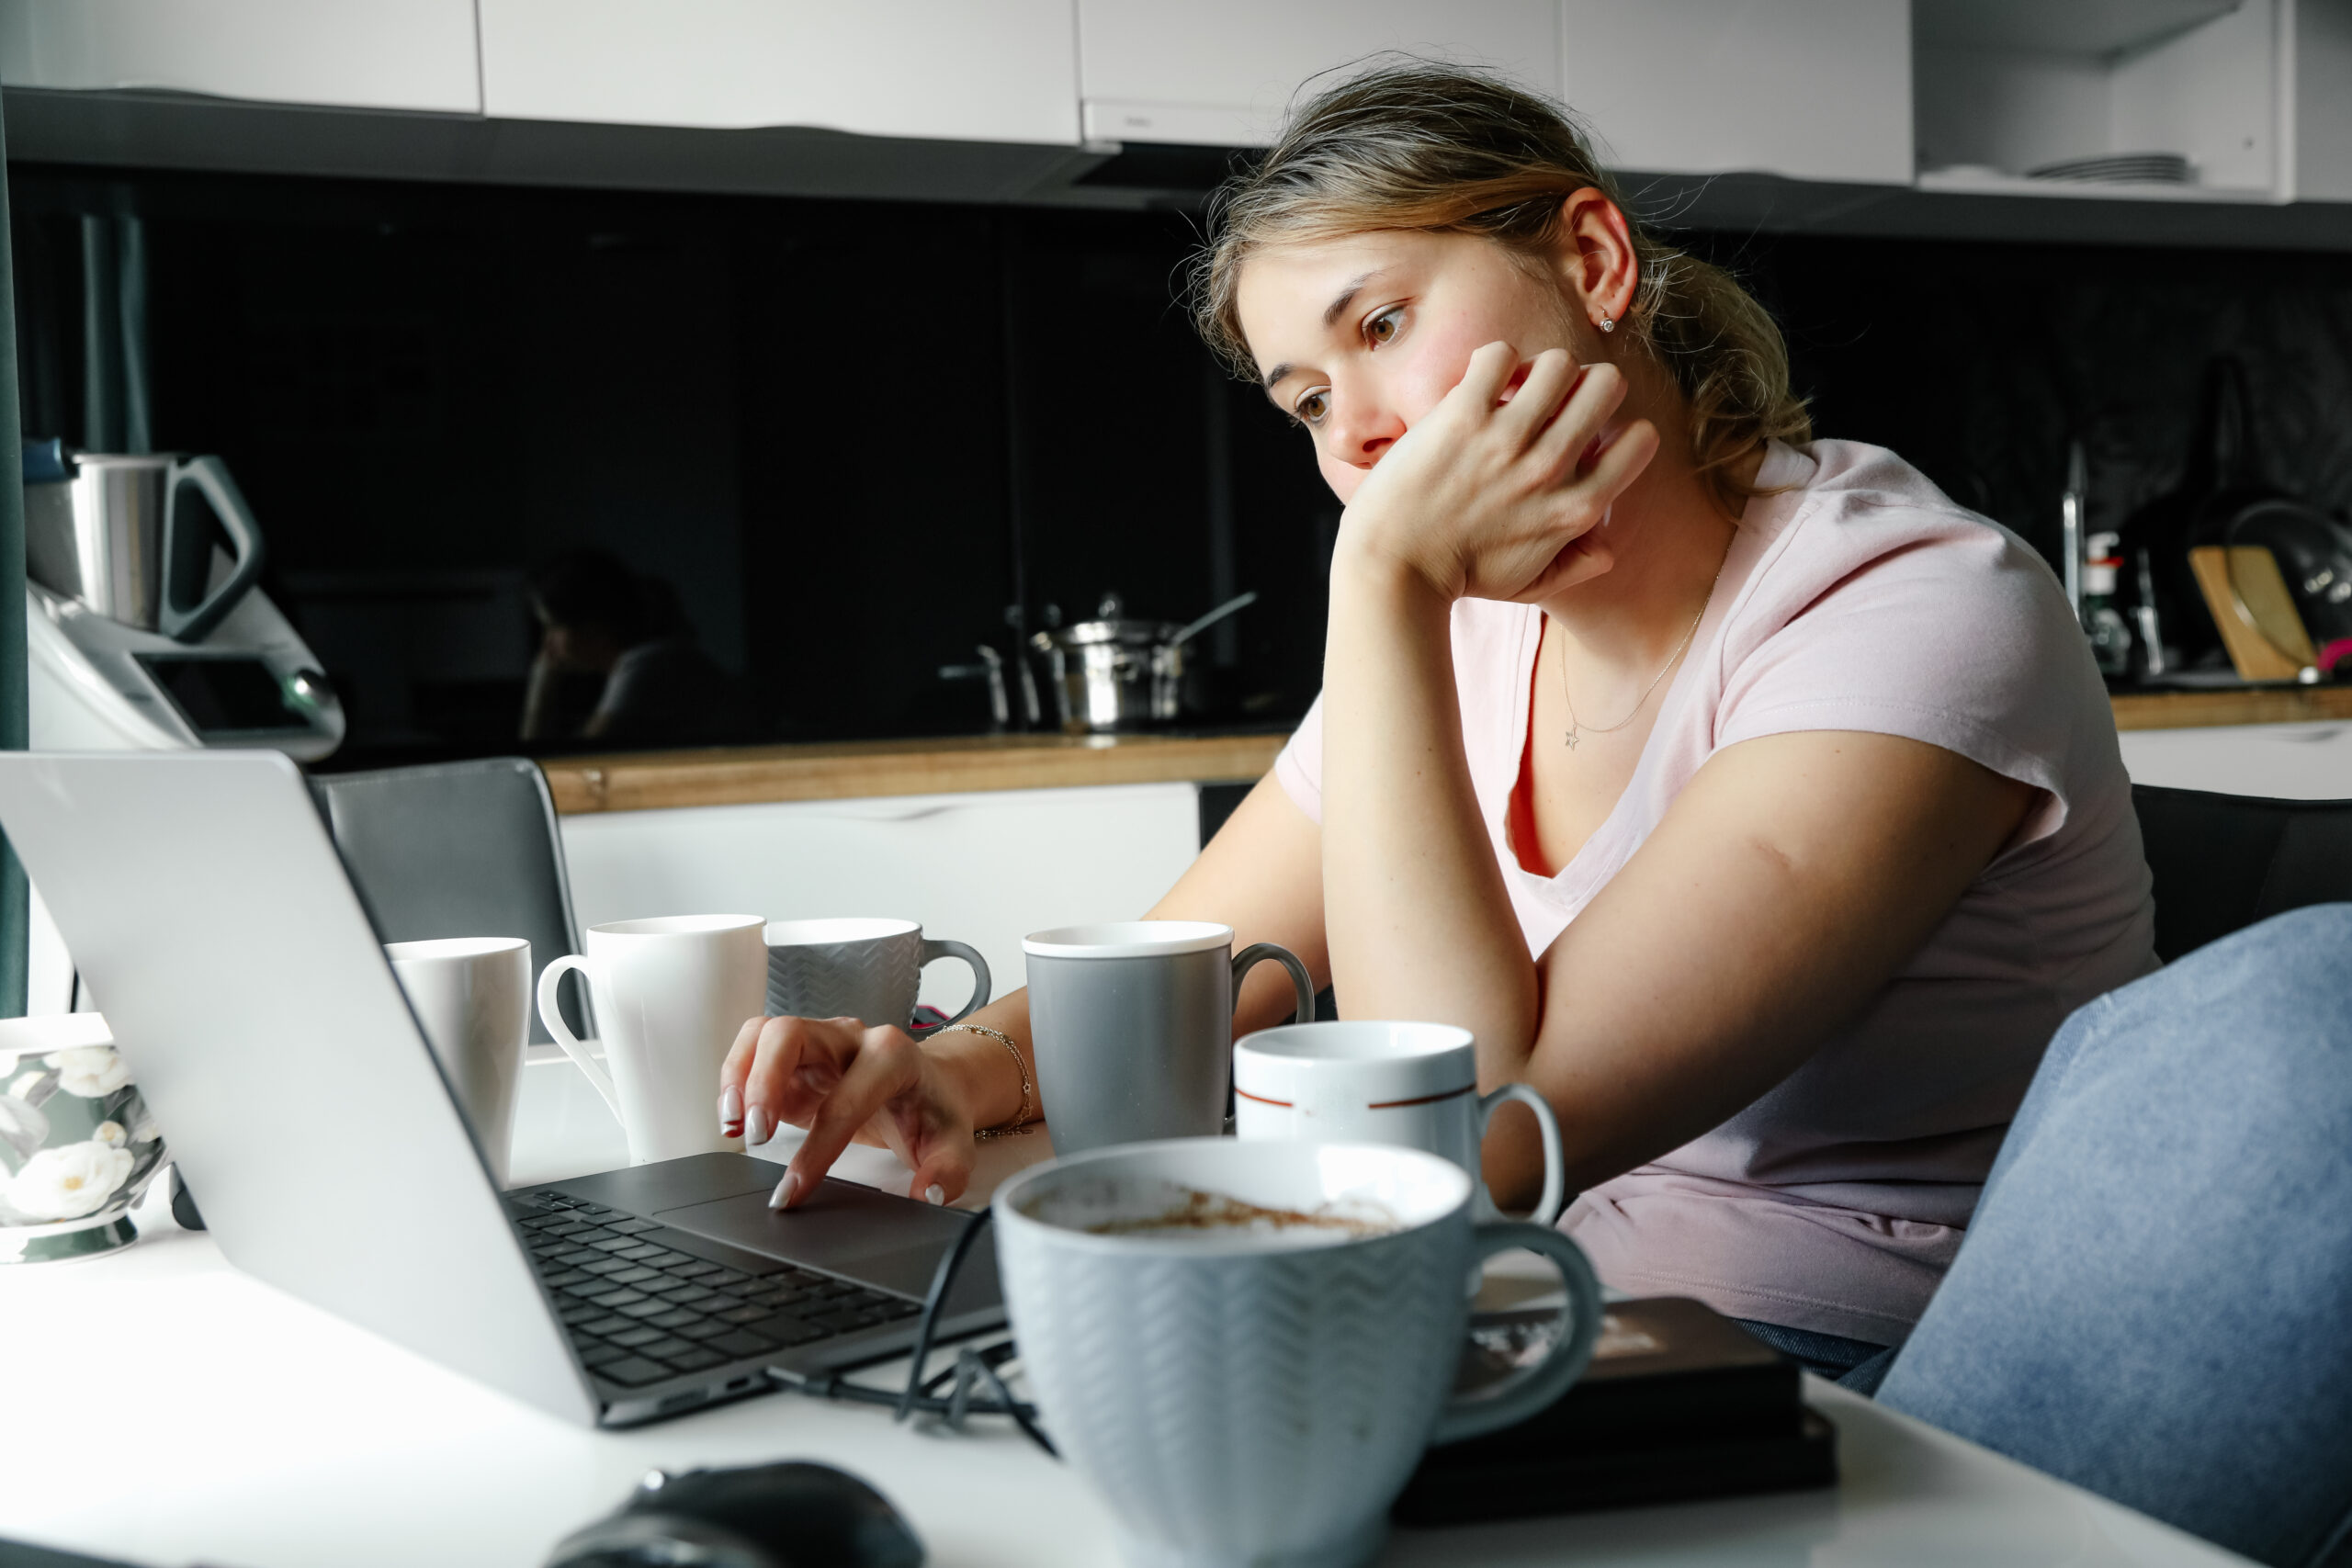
[916,939,993,1033]
[1231,942,1317,1026]
[1427,1222,1603,1446]
[1478,1083,1568,1226]
[536,955,625,1123]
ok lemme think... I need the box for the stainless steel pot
[23,448,266,644]
[1030,591,1257,734]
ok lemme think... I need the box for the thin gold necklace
[1555,547,1731,750]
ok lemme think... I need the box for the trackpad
[653,1177,980,1299]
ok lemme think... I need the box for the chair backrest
[2132,784,2352,963]
[309,758,583,1043]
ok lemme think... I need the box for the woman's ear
[1556,187,1639,336]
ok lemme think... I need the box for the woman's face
[1233,229,1590,504]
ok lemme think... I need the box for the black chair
[309,757,586,1042]
[2132,784,2352,963]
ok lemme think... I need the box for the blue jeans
[1875,904,2352,1568]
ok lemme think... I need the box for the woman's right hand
[1337,342,1657,606]
[718,1015,980,1211]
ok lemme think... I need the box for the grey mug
[762,918,991,1035]
[1022,920,1317,1156]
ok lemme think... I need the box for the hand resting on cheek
[1336,340,1660,605]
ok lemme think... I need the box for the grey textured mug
[762,918,991,1035]
[1023,920,1317,1156]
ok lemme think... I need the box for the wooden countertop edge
[2108,684,2352,732]
[540,688,2351,814]
[541,732,1290,814]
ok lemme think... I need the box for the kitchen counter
[2107,683,2352,732]
[539,686,2352,815]
[539,730,1289,814]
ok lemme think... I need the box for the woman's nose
[1327,397,1404,468]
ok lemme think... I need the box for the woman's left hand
[1336,341,1659,604]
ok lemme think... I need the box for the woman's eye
[1364,306,1405,346]
[1295,389,1330,426]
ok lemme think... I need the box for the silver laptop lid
[0,750,595,1425]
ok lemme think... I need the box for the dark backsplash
[12,162,2351,764]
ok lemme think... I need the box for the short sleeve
[1272,694,1327,825]
[1713,515,2098,851]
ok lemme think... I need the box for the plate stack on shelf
[2025,152,2195,186]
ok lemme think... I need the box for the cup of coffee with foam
[993,1138,1601,1568]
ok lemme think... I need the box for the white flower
[92,1121,126,1147]
[48,1046,130,1098]
[0,1093,48,1154]
[6,1140,133,1221]
[131,1111,160,1145]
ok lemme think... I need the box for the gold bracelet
[936,1022,1035,1140]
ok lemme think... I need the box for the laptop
[0,750,1003,1427]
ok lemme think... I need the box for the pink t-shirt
[1273,440,2156,1343]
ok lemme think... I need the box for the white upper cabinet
[1558,0,1913,184]
[2292,0,2352,201]
[477,0,1080,144]
[0,0,481,113]
[1078,0,1560,147]
[1914,0,2285,199]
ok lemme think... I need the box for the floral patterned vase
[0,1013,165,1263]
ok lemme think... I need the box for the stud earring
[1598,313,1617,334]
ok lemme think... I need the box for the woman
[718,65,2154,1378]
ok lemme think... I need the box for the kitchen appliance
[22,442,343,761]
[1029,590,1256,734]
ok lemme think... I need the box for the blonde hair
[1193,62,1811,510]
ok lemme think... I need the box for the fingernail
[745,1105,772,1145]
[718,1085,742,1129]
[924,1183,945,1206]
[768,1169,801,1211]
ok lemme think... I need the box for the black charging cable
[775,1207,1057,1459]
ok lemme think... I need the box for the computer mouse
[542,1460,924,1568]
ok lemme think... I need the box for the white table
[4,1054,2256,1568]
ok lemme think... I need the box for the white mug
[386,937,530,1188]
[1233,1021,1567,1225]
[994,1138,1602,1568]
[536,914,766,1166]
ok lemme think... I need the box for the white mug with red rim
[1231,1021,1566,1224]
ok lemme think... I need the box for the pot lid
[1031,591,1183,648]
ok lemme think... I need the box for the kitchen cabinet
[1913,0,2286,200]
[476,0,1080,144]
[2294,0,2352,201]
[558,783,1203,1017]
[1558,0,1913,184]
[0,0,479,114]
[1077,0,1559,147]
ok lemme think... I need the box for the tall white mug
[387,936,530,1188]
[1233,1021,1567,1225]
[536,914,766,1166]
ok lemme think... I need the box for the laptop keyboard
[512,1190,923,1389]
